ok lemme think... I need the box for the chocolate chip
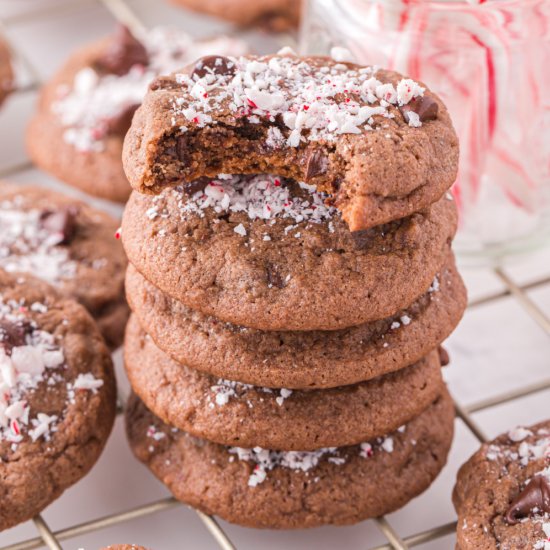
[399,96,439,124]
[0,319,29,354]
[351,228,375,250]
[191,56,236,79]
[506,476,550,525]
[266,265,285,289]
[183,177,210,196]
[304,149,328,181]
[438,346,450,367]
[39,206,79,245]
[94,24,149,76]
[107,102,139,137]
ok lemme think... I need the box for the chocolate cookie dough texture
[0,182,129,348]
[121,52,465,528]
[27,25,247,202]
[0,270,116,532]
[0,36,13,107]
[168,0,301,31]
[454,422,550,550]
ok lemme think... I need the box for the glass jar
[300,0,550,265]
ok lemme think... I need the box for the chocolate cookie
[0,271,116,532]
[127,389,454,528]
[122,176,457,331]
[125,315,444,449]
[454,422,550,550]
[0,36,13,106]
[0,182,129,348]
[123,53,458,231]
[27,26,247,202]
[169,0,301,31]
[126,252,465,388]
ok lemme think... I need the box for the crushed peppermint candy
[0,298,103,447]
[400,315,411,326]
[53,28,247,151]
[534,522,550,550]
[509,427,534,442]
[486,428,550,467]
[209,378,292,408]
[428,276,440,293]
[146,424,166,441]
[172,54,427,146]
[0,200,77,284]
[166,174,336,225]
[229,432,399,487]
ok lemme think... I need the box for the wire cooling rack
[0,1,549,548]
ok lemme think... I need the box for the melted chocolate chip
[266,265,284,289]
[399,96,439,124]
[182,177,210,196]
[304,149,328,181]
[191,56,236,79]
[351,228,374,250]
[107,102,139,137]
[506,476,550,525]
[94,24,149,76]
[438,346,450,367]
[0,319,29,355]
[39,206,79,245]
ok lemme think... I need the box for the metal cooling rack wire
[1,1,550,548]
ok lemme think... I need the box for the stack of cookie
[120,52,466,528]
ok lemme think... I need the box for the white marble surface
[0,1,549,549]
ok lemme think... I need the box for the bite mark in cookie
[51,28,248,154]
[123,53,458,230]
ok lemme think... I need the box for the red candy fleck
[11,420,20,436]
[114,227,122,239]
[247,98,258,109]
[274,179,281,186]
[192,117,199,124]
